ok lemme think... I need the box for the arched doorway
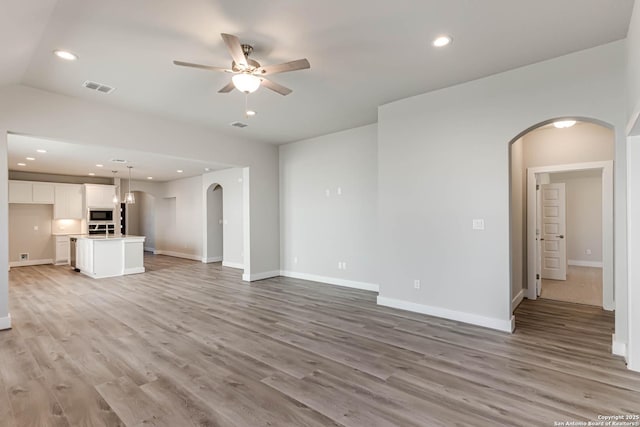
[509,117,615,315]
[205,184,223,263]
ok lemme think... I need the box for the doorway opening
[205,184,223,263]
[509,118,614,314]
[124,191,156,253]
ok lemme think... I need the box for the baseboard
[568,260,603,268]
[9,259,53,268]
[222,261,244,270]
[512,289,524,312]
[0,314,11,331]
[242,270,280,282]
[144,246,156,253]
[123,267,145,275]
[153,250,201,261]
[280,270,379,292]
[612,334,627,361]
[377,295,514,333]
[203,256,223,263]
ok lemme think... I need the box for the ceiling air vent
[230,121,248,128]
[83,80,116,94]
[111,159,128,164]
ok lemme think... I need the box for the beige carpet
[540,266,603,307]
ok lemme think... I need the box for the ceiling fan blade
[221,33,248,68]
[261,78,292,96]
[218,81,235,93]
[173,60,230,72]
[256,58,310,75]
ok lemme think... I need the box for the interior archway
[508,117,615,321]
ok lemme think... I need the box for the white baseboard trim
[144,246,156,253]
[377,295,514,333]
[0,314,11,330]
[280,270,380,292]
[9,259,53,268]
[123,267,145,275]
[568,260,603,268]
[612,334,627,360]
[242,270,280,282]
[153,250,201,261]
[512,289,524,312]
[222,261,245,270]
[203,256,223,263]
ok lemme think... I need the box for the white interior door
[540,183,567,281]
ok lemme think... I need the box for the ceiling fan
[173,33,310,96]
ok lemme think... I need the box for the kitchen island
[73,235,146,279]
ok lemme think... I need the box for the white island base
[75,235,146,279]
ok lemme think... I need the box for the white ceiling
[4,0,635,144]
[8,134,228,182]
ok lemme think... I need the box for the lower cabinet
[55,236,70,265]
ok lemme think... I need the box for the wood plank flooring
[1,254,639,426]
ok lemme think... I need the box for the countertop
[70,235,145,241]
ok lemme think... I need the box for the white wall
[550,171,603,264]
[206,185,223,261]
[202,168,245,268]
[627,136,640,371]
[279,124,378,290]
[377,41,627,333]
[510,138,525,309]
[0,133,7,328]
[8,204,53,262]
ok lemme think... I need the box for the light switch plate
[472,219,485,230]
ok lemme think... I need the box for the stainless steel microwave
[88,209,114,222]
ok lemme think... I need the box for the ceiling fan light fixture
[232,73,261,93]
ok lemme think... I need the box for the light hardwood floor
[1,254,638,426]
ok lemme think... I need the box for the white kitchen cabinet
[85,184,116,209]
[32,183,55,204]
[55,236,70,265]
[54,184,83,219]
[9,181,55,204]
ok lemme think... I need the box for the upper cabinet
[54,184,83,219]
[9,181,54,204]
[84,184,116,209]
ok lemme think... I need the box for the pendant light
[125,166,135,204]
[112,170,119,204]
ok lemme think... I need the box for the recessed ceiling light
[53,50,78,61]
[433,35,452,48]
[96,164,104,168]
[177,170,184,173]
[26,157,35,161]
[147,177,153,180]
[36,149,47,153]
[17,163,26,167]
[204,168,211,172]
[88,173,95,176]
[246,110,256,117]
[553,120,577,129]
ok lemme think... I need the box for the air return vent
[230,121,248,128]
[83,80,116,94]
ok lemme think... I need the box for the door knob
[558,235,564,239]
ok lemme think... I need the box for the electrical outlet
[337,187,342,196]
[585,249,592,255]
[414,279,421,289]
[294,256,298,264]
[343,262,347,270]
[325,189,331,197]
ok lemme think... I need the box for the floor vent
[83,80,116,94]
[230,121,248,128]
